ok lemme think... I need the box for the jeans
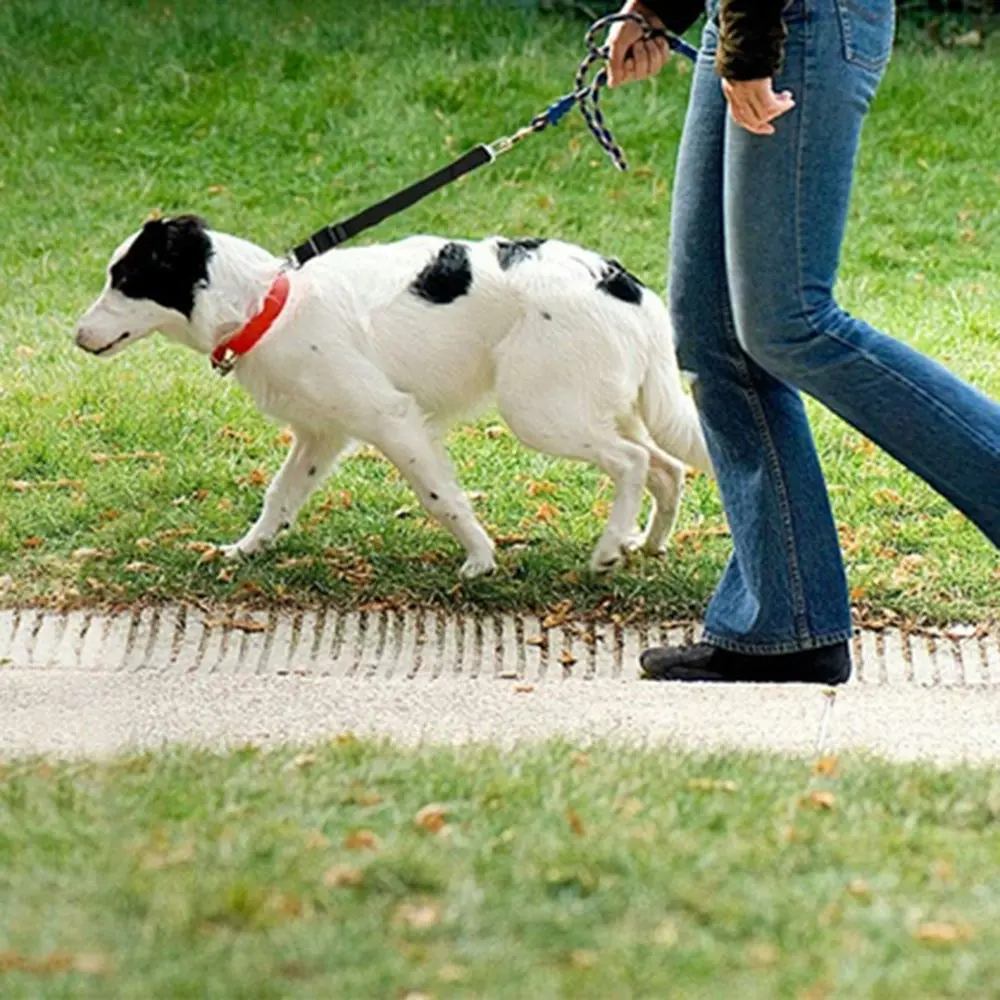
[670,0,1000,654]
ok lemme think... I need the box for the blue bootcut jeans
[670,0,1000,654]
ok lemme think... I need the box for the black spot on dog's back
[110,215,213,319]
[411,242,472,304]
[596,258,644,306]
[495,237,547,271]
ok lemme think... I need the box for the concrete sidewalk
[1,606,998,764]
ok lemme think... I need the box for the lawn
[1,741,998,998]
[1,0,998,624]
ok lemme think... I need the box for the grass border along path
[1,740,999,999]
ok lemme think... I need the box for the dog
[75,215,710,578]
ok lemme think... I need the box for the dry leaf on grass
[687,778,738,793]
[533,501,561,523]
[414,804,448,834]
[9,479,84,492]
[0,950,113,976]
[846,879,872,900]
[124,561,158,573]
[303,830,330,851]
[395,900,442,930]
[812,754,840,777]
[71,548,113,561]
[804,790,836,811]
[322,864,364,889]
[566,808,585,836]
[343,829,382,851]
[913,922,974,945]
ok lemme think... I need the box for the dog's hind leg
[222,429,350,558]
[499,401,650,572]
[617,418,687,556]
[367,396,496,579]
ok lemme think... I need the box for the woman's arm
[715,0,788,80]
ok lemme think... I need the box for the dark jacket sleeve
[642,0,789,81]
[640,0,705,37]
[715,0,788,80]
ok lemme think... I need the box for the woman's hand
[721,78,795,135]
[607,2,670,88]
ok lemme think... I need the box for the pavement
[1,606,999,764]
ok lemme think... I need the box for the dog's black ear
[111,213,213,318]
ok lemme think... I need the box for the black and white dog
[75,215,709,578]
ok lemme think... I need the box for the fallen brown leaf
[687,778,738,793]
[566,807,585,836]
[124,561,157,573]
[846,878,872,900]
[343,829,381,851]
[812,754,839,777]
[913,921,974,945]
[414,803,448,834]
[804,790,836,811]
[71,547,113,561]
[323,864,364,888]
[542,600,573,630]
[395,900,442,930]
[558,649,578,667]
[534,501,561,523]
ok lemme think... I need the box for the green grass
[1,0,998,623]
[1,741,999,998]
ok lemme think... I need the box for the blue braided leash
[488,13,698,169]
[290,14,698,266]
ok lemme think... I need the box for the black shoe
[639,641,851,685]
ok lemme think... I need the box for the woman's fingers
[722,79,795,135]
[608,21,670,86]
[607,21,644,87]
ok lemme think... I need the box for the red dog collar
[211,272,291,375]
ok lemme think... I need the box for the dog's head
[75,215,214,358]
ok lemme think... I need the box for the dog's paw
[220,543,250,560]
[589,538,630,573]
[624,530,648,553]
[459,555,497,580]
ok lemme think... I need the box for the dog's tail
[639,328,713,475]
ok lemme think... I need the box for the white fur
[76,229,711,578]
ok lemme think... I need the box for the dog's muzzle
[75,328,131,355]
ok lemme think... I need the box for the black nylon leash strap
[289,144,494,267]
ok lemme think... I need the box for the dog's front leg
[369,402,496,579]
[222,430,349,558]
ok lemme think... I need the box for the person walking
[605,0,1000,683]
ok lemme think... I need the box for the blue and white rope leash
[490,13,698,170]
[290,14,698,267]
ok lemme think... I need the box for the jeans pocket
[834,0,895,73]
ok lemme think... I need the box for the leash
[288,14,698,269]
[212,14,697,375]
